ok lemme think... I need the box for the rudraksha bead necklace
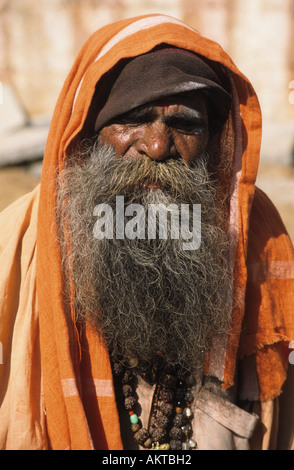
[112,356,197,450]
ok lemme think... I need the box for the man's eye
[113,116,136,125]
[114,117,148,127]
[114,109,154,126]
[175,123,206,135]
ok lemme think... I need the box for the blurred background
[0,0,293,240]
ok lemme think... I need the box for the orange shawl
[8,14,293,449]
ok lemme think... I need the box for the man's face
[98,93,209,168]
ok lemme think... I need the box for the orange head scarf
[36,14,294,449]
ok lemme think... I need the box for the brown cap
[94,48,231,132]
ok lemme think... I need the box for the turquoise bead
[130,413,138,424]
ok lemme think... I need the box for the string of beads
[112,356,197,450]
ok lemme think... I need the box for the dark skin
[98,94,210,175]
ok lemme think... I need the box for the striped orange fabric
[35,14,294,449]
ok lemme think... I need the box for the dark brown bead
[134,428,150,445]
[181,423,192,437]
[173,413,188,427]
[158,388,174,402]
[124,396,136,410]
[122,384,133,397]
[137,363,149,378]
[122,370,134,384]
[157,401,173,416]
[150,426,167,442]
[169,426,183,440]
[155,411,170,428]
[131,422,141,433]
[112,362,124,376]
[170,439,182,450]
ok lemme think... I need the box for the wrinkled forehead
[152,92,209,112]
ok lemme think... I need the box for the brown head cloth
[94,48,231,131]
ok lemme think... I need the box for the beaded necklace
[112,356,197,450]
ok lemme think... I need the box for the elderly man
[0,15,294,451]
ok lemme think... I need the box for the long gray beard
[57,141,233,375]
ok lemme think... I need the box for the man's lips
[142,180,161,189]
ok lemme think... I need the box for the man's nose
[136,123,176,161]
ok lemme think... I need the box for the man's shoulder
[249,186,292,244]
[0,184,40,253]
[250,186,286,235]
[247,185,294,265]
